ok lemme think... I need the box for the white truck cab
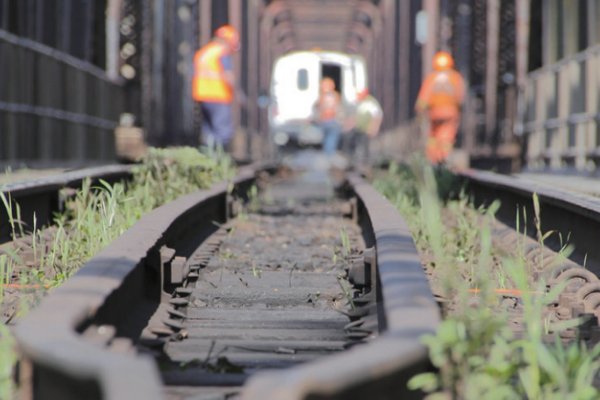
[268,51,367,148]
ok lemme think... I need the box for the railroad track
[11,162,600,399]
[459,170,600,343]
[12,162,439,400]
[0,165,135,324]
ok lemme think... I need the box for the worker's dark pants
[200,101,234,147]
[342,130,369,162]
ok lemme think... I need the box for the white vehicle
[268,51,367,148]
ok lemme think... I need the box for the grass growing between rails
[3,147,236,286]
[0,324,16,400]
[372,162,504,300]
[372,161,600,400]
[0,146,236,399]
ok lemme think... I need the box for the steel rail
[458,169,600,271]
[13,163,267,400]
[0,165,133,244]
[1,165,133,196]
[242,172,440,400]
[456,169,600,343]
[13,167,440,400]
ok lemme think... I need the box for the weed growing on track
[0,324,16,400]
[0,256,10,304]
[248,185,260,213]
[373,160,600,400]
[330,226,353,265]
[19,147,234,283]
[373,162,488,284]
[0,146,236,399]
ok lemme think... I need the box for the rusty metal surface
[13,162,440,400]
[0,165,134,244]
[241,172,440,400]
[0,26,126,164]
[162,177,365,399]
[516,173,600,196]
[13,163,266,400]
[458,168,600,344]
[1,165,133,196]
[459,169,600,275]
[0,29,118,82]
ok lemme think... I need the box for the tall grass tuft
[374,160,600,399]
[0,324,17,400]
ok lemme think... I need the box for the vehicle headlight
[273,131,289,146]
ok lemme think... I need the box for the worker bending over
[415,51,465,164]
[314,78,343,158]
[193,25,243,149]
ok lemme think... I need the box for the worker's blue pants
[200,102,234,146]
[321,120,341,158]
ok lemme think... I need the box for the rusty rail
[13,166,440,400]
[241,172,440,400]
[458,168,600,341]
[14,163,264,400]
[18,165,600,399]
[0,165,133,244]
[459,169,600,271]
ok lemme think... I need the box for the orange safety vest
[416,69,465,110]
[317,91,341,122]
[193,41,232,103]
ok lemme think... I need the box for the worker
[347,88,383,161]
[313,78,343,159]
[193,25,244,149]
[415,51,465,164]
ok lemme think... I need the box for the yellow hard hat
[432,51,454,70]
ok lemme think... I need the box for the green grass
[0,146,236,399]
[0,324,16,400]
[373,160,600,400]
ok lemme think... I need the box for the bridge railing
[522,43,600,172]
[0,29,126,167]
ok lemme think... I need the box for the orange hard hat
[215,25,240,52]
[320,78,335,92]
[357,88,369,101]
[432,51,454,70]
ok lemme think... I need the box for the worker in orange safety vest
[415,51,465,164]
[193,25,244,149]
[313,78,343,158]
